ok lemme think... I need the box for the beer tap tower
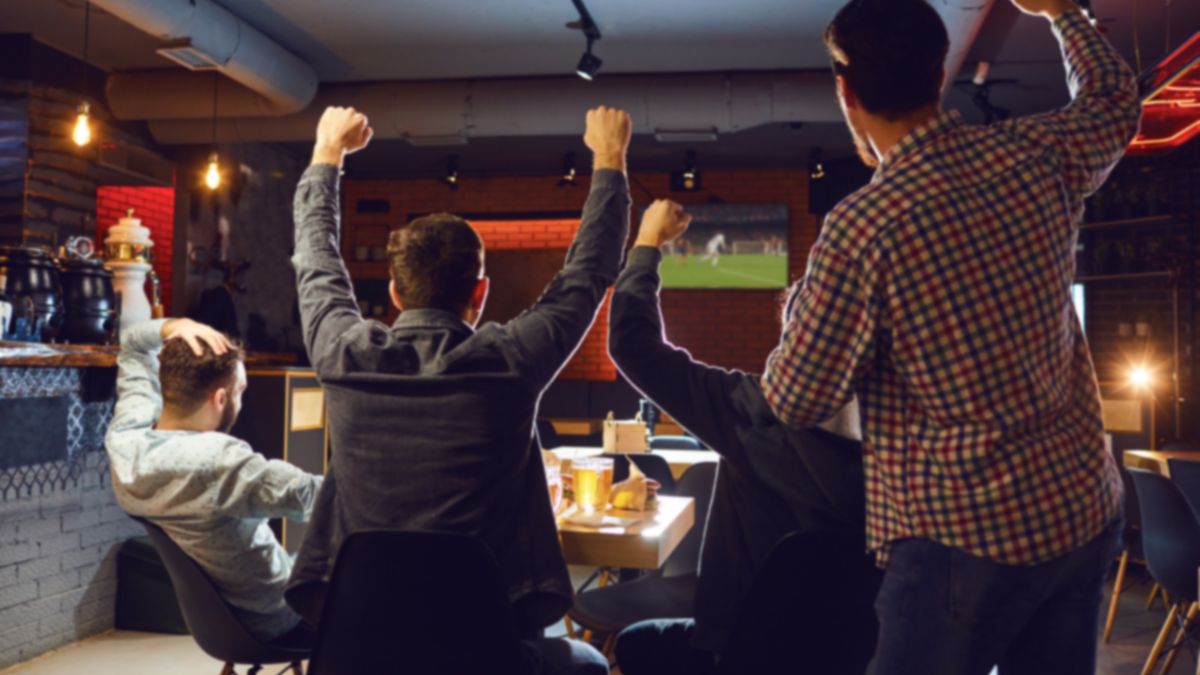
[103,209,154,331]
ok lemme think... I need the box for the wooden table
[557,495,694,569]
[1123,450,1200,477]
[551,446,717,481]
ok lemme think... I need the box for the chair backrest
[134,518,307,665]
[601,453,678,494]
[661,461,717,577]
[1168,457,1200,529]
[536,419,562,450]
[1127,468,1200,601]
[649,435,703,450]
[718,530,882,675]
[306,530,526,675]
[1161,440,1200,452]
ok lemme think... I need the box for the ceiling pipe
[145,72,845,144]
[92,0,318,119]
[134,0,993,143]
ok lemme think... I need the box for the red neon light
[1129,31,1200,155]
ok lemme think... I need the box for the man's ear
[389,280,405,312]
[471,277,490,314]
[213,385,228,412]
[836,74,858,111]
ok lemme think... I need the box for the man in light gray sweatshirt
[105,318,323,646]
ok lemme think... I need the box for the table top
[557,495,695,569]
[1123,449,1200,477]
[551,446,717,481]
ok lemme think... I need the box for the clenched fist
[636,199,692,249]
[584,106,632,172]
[312,106,374,167]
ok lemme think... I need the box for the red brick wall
[95,186,175,315]
[343,169,817,380]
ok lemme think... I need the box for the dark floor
[1100,567,1195,675]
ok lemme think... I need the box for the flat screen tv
[655,203,789,289]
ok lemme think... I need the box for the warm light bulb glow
[72,105,91,147]
[1128,365,1153,390]
[204,155,221,190]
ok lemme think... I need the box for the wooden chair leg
[601,633,617,658]
[598,568,611,588]
[1147,583,1163,611]
[563,614,579,639]
[219,664,235,675]
[1104,550,1130,643]
[1159,602,1199,675]
[1142,602,1182,675]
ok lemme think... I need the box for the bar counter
[0,340,302,368]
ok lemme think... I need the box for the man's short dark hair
[824,0,949,120]
[159,337,244,414]
[387,213,484,313]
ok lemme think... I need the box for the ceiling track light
[569,0,603,80]
[670,150,702,192]
[557,152,578,187]
[444,156,460,191]
[809,149,826,181]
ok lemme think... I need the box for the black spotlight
[557,152,578,187]
[570,0,603,80]
[443,155,459,191]
[577,44,603,81]
[670,150,701,192]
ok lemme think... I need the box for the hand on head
[584,106,632,172]
[161,318,232,357]
[312,106,375,167]
[636,199,692,249]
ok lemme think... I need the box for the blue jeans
[867,519,1122,675]
[615,619,716,675]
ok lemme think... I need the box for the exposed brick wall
[343,169,817,379]
[96,187,176,315]
[470,218,615,380]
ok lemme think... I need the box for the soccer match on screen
[657,203,789,289]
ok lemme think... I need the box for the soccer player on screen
[701,232,726,267]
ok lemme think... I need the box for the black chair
[569,462,718,654]
[1161,440,1200,452]
[306,530,527,675]
[649,435,703,450]
[602,452,678,495]
[135,518,308,675]
[536,419,562,450]
[717,530,882,675]
[1127,468,1200,675]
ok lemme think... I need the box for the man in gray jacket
[287,106,630,675]
[106,318,323,646]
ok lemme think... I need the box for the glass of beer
[573,457,614,513]
[545,462,563,512]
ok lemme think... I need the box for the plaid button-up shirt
[763,10,1140,566]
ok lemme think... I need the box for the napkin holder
[602,411,648,453]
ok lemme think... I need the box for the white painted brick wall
[0,453,140,669]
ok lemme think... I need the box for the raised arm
[610,201,756,451]
[106,319,169,437]
[761,226,878,429]
[292,107,375,377]
[499,107,633,389]
[1006,0,1140,200]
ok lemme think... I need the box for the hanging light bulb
[204,153,221,190]
[72,102,91,147]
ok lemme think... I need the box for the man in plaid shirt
[762,0,1140,672]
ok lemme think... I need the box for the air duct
[145,72,844,144]
[92,0,317,119]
